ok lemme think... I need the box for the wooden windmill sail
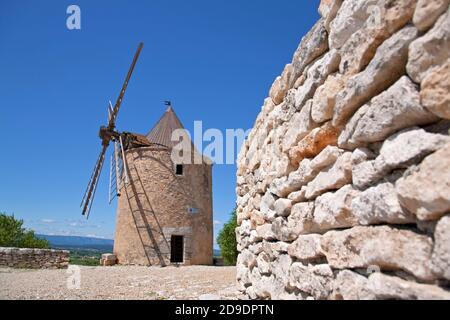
[80,43,144,219]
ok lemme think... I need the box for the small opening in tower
[175,164,184,176]
[170,235,184,263]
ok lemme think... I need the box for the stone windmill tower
[80,44,213,266]
[113,104,214,266]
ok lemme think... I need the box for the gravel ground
[0,265,240,300]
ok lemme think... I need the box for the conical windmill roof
[146,106,187,149]
[146,106,212,165]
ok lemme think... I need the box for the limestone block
[282,100,319,153]
[396,143,450,221]
[287,188,307,204]
[102,253,117,262]
[319,0,344,31]
[407,11,450,83]
[269,159,316,197]
[328,0,381,49]
[294,49,341,109]
[269,64,293,105]
[333,26,418,127]
[431,215,450,280]
[339,0,418,75]
[421,59,450,119]
[290,20,329,88]
[287,202,317,236]
[304,152,353,200]
[413,0,450,32]
[353,128,449,189]
[287,234,324,261]
[313,185,359,231]
[289,122,340,166]
[368,273,450,300]
[352,182,415,225]
[250,210,266,229]
[289,263,334,300]
[256,252,272,275]
[338,76,439,149]
[321,226,435,281]
[273,198,293,218]
[255,224,276,241]
[272,217,298,242]
[331,270,375,300]
[271,254,293,281]
[311,73,348,124]
[309,145,344,171]
[238,249,257,270]
[260,191,277,222]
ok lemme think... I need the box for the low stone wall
[236,0,450,300]
[0,247,70,269]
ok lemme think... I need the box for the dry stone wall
[236,0,450,300]
[0,247,70,269]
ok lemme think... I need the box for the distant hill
[38,234,221,257]
[37,234,114,252]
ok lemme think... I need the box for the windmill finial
[164,100,173,112]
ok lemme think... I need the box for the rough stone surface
[269,64,293,105]
[407,11,450,83]
[313,185,359,232]
[290,20,329,89]
[396,143,450,221]
[352,182,415,225]
[421,60,450,119]
[333,26,418,127]
[338,0,418,75]
[332,270,375,300]
[287,234,323,261]
[295,49,341,109]
[236,1,450,300]
[431,215,450,280]
[319,0,344,31]
[289,263,333,300]
[321,226,435,281]
[282,100,319,153]
[328,0,381,49]
[368,273,450,300]
[304,152,352,200]
[353,129,450,189]
[287,202,317,236]
[289,122,340,166]
[0,248,69,269]
[338,76,439,149]
[413,0,450,32]
[312,73,348,124]
[273,198,293,218]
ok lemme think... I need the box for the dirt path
[0,265,240,300]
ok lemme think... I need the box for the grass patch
[69,249,101,266]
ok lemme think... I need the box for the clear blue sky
[0,0,320,247]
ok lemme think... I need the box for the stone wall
[0,247,69,269]
[236,0,450,300]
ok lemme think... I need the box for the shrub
[217,209,238,266]
[0,213,50,249]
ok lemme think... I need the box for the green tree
[217,209,238,266]
[0,213,50,249]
